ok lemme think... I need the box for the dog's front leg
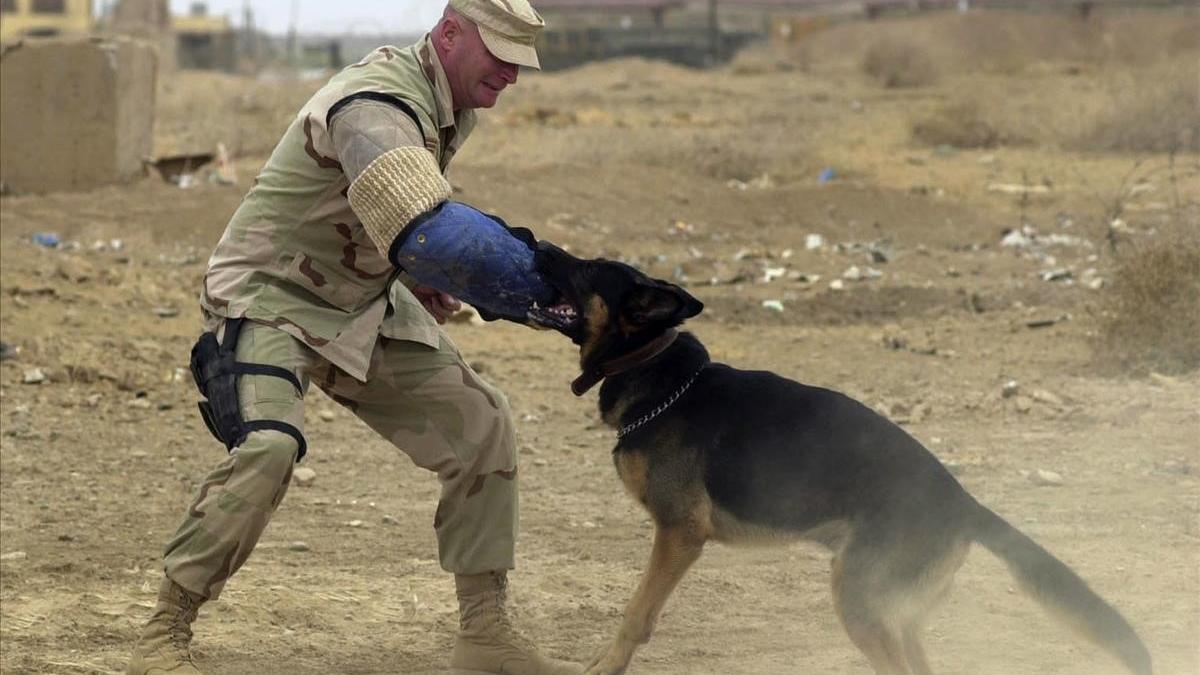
[585,524,706,675]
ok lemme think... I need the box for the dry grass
[807,9,1200,76]
[155,71,321,157]
[911,100,1007,149]
[1071,60,1200,153]
[861,38,937,88]
[1094,223,1200,376]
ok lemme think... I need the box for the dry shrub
[1071,61,1200,153]
[1094,226,1200,375]
[806,10,1200,79]
[861,39,937,88]
[911,100,1006,149]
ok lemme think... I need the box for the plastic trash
[817,168,835,184]
[32,233,60,248]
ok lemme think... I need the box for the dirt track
[1,9,1198,675]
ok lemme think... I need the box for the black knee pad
[189,318,308,461]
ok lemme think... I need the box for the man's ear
[625,282,703,325]
[435,16,461,50]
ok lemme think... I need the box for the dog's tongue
[571,369,603,396]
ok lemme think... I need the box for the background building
[0,0,92,41]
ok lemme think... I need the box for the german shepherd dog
[526,242,1152,675]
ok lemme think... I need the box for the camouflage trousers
[163,319,518,601]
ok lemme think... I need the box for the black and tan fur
[528,243,1152,675]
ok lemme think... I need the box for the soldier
[127,2,580,674]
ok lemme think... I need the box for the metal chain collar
[617,367,705,439]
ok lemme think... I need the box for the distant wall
[0,36,157,194]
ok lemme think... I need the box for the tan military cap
[450,0,545,69]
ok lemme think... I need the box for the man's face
[439,17,519,110]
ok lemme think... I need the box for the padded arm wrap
[347,146,452,256]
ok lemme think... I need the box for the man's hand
[412,284,462,324]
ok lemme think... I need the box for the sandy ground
[1,9,1198,675]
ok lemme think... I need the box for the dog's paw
[582,643,630,675]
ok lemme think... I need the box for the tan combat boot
[127,577,205,675]
[450,571,581,675]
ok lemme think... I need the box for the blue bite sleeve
[391,201,556,321]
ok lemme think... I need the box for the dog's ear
[625,281,703,326]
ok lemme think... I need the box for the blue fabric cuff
[391,201,556,321]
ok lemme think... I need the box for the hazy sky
[165,0,447,35]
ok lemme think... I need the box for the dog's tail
[970,502,1152,675]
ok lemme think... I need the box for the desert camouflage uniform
[164,36,518,601]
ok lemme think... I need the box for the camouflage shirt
[201,36,476,381]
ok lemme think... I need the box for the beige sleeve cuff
[347,146,452,256]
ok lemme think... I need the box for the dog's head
[529,242,703,394]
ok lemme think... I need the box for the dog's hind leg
[900,625,934,675]
[832,549,911,675]
[899,539,969,675]
[584,521,708,675]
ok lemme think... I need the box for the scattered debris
[1040,268,1073,282]
[733,248,770,261]
[1030,389,1064,408]
[1030,469,1064,487]
[318,409,336,422]
[1025,315,1068,329]
[805,233,825,251]
[670,219,695,235]
[1080,268,1105,290]
[1001,226,1090,267]
[761,299,785,312]
[91,238,124,252]
[22,368,45,385]
[345,520,366,528]
[726,174,774,191]
[0,551,28,562]
[150,152,215,186]
[1000,228,1034,249]
[381,515,400,526]
[829,279,846,291]
[288,541,311,552]
[32,233,60,248]
[1148,372,1179,387]
[762,267,787,283]
[293,467,317,487]
[987,182,1050,195]
[817,168,836,184]
[151,307,180,318]
[842,266,882,282]
[1001,380,1020,398]
[867,241,893,263]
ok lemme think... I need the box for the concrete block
[1,36,157,194]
